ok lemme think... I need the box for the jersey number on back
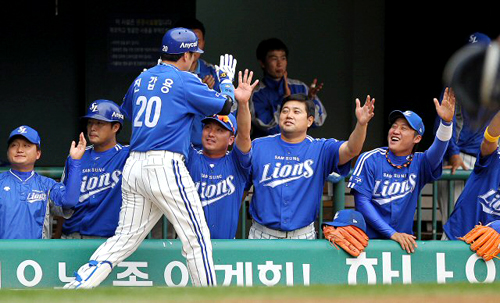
[133,96,162,128]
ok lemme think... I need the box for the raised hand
[308,78,324,99]
[234,69,259,104]
[215,54,237,84]
[69,132,87,160]
[434,87,456,123]
[355,95,375,126]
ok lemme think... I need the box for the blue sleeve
[475,150,500,175]
[183,72,226,117]
[425,127,450,172]
[231,144,252,173]
[354,190,396,239]
[323,139,351,178]
[49,158,81,208]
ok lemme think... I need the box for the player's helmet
[82,99,124,125]
[161,27,204,54]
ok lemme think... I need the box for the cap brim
[81,114,115,123]
[8,134,40,147]
[201,117,234,133]
[194,47,204,54]
[388,110,420,133]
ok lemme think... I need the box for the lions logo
[90,102,99,112]
[17,126,27,134]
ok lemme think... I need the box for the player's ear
[112,122,120,134]
[36,148,41,160]
[259,60,265,70]
[413,134,422,144]
[228,134,235,146]
[307,115,315,128]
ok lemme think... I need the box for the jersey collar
[9,169,35,182]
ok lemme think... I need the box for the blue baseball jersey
[62,144,130,237]
[348,148,442,238]
[121,63,227,158]
[444,150,500,239]
[251,75,327,137]
[0,159,81,239]
[249,134,350,231]
[190,59,222,149]
[186,144,251,239]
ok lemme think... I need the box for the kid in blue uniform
[187,69,258,239]
[349,88,456,253]
[61,100,130,239]
[0,125,86,239]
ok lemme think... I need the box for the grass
[1,282,500,302]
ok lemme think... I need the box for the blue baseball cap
[468,32,491,46]
[82,99,124,125]
[389,110,425,136]
[202,114,237,134]
[8,125,41,148]
[323,209,367,233]
[161,27,204,54]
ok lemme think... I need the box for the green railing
[0,167,472,240]
[326,169,472,241]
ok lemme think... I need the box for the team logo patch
[220,72,227,78]
[17,126,27,134]
[90,102,99,112]
[162,45,168,52]
[3,186,10,191]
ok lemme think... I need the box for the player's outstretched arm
[216,54,237,115]
[481,110,500,157]
[234,69,259,153]
[426,88,455,170]
[338,96,375,165]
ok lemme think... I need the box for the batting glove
[215,54,237,100]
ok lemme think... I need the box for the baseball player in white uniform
[65,28,238,288]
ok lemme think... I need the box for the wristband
[484,127,500,143]
[436,121,453,142]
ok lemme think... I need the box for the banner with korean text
[0,240,497,288]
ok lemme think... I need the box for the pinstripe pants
[88,151,216,286]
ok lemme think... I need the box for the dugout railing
[0,167,472,240]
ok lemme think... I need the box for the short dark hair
[281,93,315,118]
[173,17,206,37]
[160,52,192,62]
[256,38,289,62]
[112,122,122,135]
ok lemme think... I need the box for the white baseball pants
[88,150,216,286]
